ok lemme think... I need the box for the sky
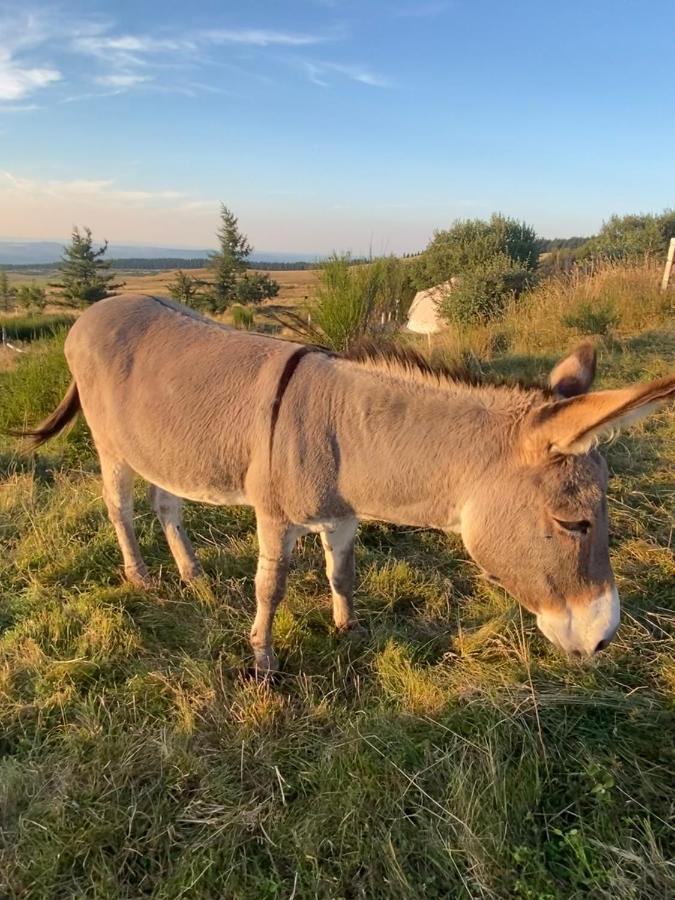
[0,0,674,255]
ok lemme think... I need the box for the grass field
[0,264,673,898]
[3,267,319,309]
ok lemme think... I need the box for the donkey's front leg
[321,518,365,635]
[250,517,301,673]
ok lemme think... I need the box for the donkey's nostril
[594,638,610,654]
[571,649,583,659]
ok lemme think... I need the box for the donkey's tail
[12,381,81,450]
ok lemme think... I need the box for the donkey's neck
[332,363,536,530]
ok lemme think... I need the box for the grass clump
[0,313,75,342]
[309,255,414,351]
[230,303,256,330]
[561,301,619,335]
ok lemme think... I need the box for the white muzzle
[536,586,620,657]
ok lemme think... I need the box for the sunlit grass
[0,268,673,898]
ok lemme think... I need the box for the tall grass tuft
[0,314,76,343]
[309,255,415,351]
[230,304,255,330]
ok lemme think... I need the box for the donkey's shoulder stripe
[269,345,326,461]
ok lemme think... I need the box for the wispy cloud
[302,60,390,88]
[68,24,333,98]
[0,11,62,101]
[0,8,380,109]
[0,170,187,206]
[94,73,151,89]
[198,28,324,47]
[0,58,61,100]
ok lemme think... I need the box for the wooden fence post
[661,237,675,292]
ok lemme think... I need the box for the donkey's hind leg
[149,485,202,582]
[320,518,365,635]
[98,451,151,588]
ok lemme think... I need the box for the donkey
[20,294,675,671]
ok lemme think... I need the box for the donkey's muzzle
[536,586,620,657]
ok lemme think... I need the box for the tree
[168,270,202,306]
[51,227,123,307]
[16,282,47,311]
[208,204,253,312]
[0,271,16,312]
[236,272,280,304]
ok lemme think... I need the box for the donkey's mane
[343,340,554,398]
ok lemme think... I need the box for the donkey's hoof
[124,566,154,589]
[251,649,280,678]
[337,621,368,641]
[180,563,204,584]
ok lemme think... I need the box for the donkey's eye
[554,518,591,536]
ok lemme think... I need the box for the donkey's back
[65,294,303,503]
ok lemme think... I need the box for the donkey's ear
[549,342,597,398]
[529,373,675,456]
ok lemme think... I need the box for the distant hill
[0,240,322,266]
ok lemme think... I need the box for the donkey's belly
[131,464,252,507]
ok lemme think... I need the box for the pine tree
[208,204,253,312]
[168,270,202,307]
[16,282,46,311]
[0,271,16,312]
[51,227,123,307]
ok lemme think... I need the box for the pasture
[0,262,673,898]
[2,266,319,309]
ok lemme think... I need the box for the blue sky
[1,0,673,254]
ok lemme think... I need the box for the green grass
[0,314,76,343]
[0,289,673,898]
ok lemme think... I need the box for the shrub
[308,255,414,351]
[414,214,539,290]
[438,255,535,325]
[231,304,255,330]
[168,270,202,306]
[236,273,280,304]
[561,302,618,335]
[579,209,675,262]
[15,282,47,311]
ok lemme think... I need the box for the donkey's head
[461,345,675,657]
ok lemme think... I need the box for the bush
[561,302,618,335]
[414,214,538,290]
[16,282,47,311]
[438,255,535,325]
[308,255,414,351]
[168,270,202,306]
[579,210,675,262]
[236,273,279,304]
[231,304,255,330]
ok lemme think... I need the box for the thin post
[661,237,675,292]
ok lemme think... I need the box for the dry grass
[429,259,673,365]
[3,266,319,308]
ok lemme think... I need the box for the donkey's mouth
[536,587,620,657]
